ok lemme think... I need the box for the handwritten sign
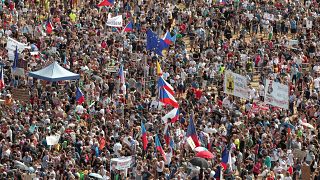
[106,15,123,27]
[12,88,29,102]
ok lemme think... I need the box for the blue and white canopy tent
[28,61,80,82]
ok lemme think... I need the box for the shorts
[291,28,297,34]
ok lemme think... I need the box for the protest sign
[224,70,249,99]
[106,15,123,27]
[288,40,299,47]
[6,37,31,60]
[110,156,133,171]
[12,88,29,102]
[46,135,60,145]
[264,80,289,109]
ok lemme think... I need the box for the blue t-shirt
[290,20,297,29]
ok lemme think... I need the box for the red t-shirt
[194,89,202,100]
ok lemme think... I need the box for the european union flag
[146,29,167,56]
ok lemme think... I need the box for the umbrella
[14,161,29,171]
[301,122,315,129]
[196,151,214,159]
[189,157,210,168]
[281,122,295,130]
[88,173,103,179]
[194,147,208,152]
[28,167,35,173]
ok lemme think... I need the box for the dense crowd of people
[0,0,320,179]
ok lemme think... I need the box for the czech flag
[158,76,174,95]
[164,127,170,146]
[118,65,125,84]
[159,88,179,108]
[214,166,222,180]
[156,61,163,76]
[76,87,85,104]
[122,21,133,33]
[186,115,200,147]
[162,31,173,46]
[161,108,179,123]
[141,121,148,151]
[0,66,5,90]
[169,138,175,150]
[46,18,53,34]
[155,134,167,161]
[98,0,114,7]
[171,33,177,43]
[221,148,230,170]
[118,65,126,95]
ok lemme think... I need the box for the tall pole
[144,54,147,94]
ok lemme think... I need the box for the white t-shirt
[222,97,231,109]
[113,143,122,156]
[165,150,173,165]
[314,78,320,88]
[249,88,256,99]
[259,85,265,96]
[5,30,12,36]
[163,72,170,80]
[273,165,283,174]
[156,161,164,172]
[181,71,187,81]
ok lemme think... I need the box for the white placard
[46,135,60,145]
[264,80,289,109]
[6,37,31,60]
[110,156,133,170]
[106,15,123,27]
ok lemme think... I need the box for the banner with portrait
[223,71,249,99]
[264,80,289,109]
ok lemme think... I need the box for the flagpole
[143,55,147,95]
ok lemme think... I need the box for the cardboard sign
[12,88,29,102]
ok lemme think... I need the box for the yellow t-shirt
[45,0,50,12]
[69,13,77,22]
